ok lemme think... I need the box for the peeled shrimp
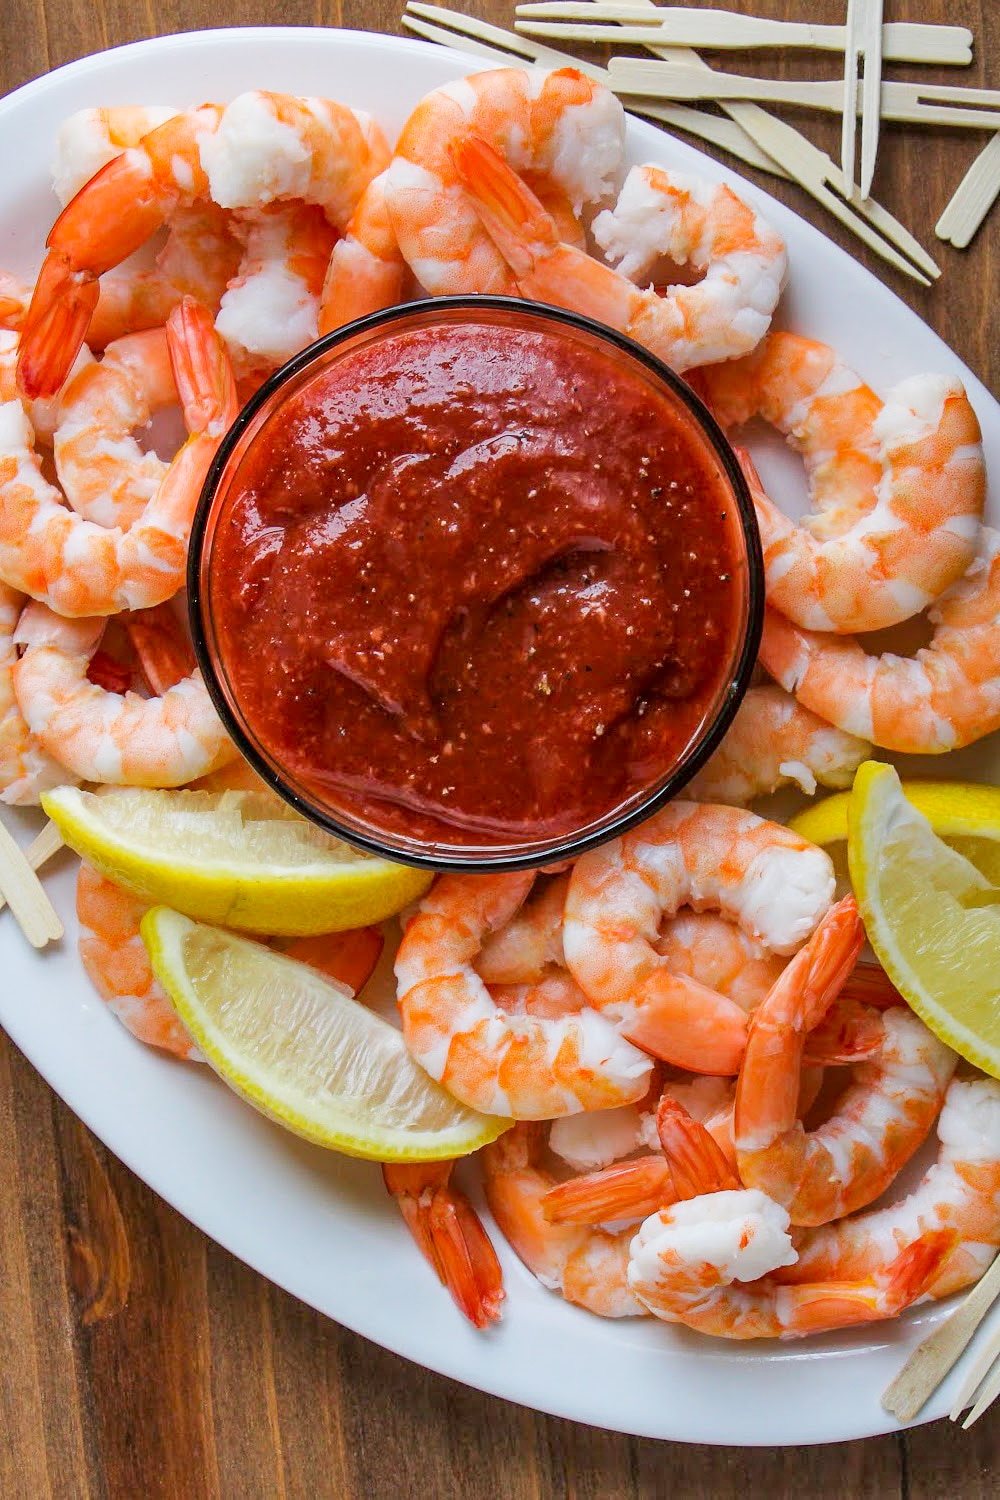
[384,67,625,297]
[383,1161,505,1329]
[76,862,200,1060]
[17,105,226,398]
[215,201,337,377]
[733,897,957,1225]
[628,1187,953,1339]
[318,171,410,335]
[481,1122,650,1318]
[395,871,653,1120]
[760,526,1000,753]
[0,272,30,330]
[686,683,871,805]
[698,333,986,633]
[452,137,785,372]
[12,601,236,786]
[53,326,181,529]
[562,802,835,1074]
[1,298,237,617]
[778,1077,1000,1299]
[0,582,71,804]
[50,105,180,205]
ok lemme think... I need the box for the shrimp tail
[656,1097,741,1199]
[166,296,239,435]
[541,1156,675,1226]
[620,981,748,1076]
[16,255,99,399]
[803,996,885,1064]
[125,604,197,696]
[383,1162,505,1329]
[450,133,558,278]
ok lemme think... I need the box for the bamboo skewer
[607,57,1000,131]
[401,3,938,283]
[843,0,884,199]
[0,817,63,947]
[936,134,1000,248]
[513,5,974,65]
[882,1253,1000,1424]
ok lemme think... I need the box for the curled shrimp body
[778,1078,1000,1299]
[49,107,242,349]
[384,68,625,297]
[628,1188,953,1339]
[53,326,181,529]
[215,202,338,377]
[481,1122,650,1318]
[12,601,236,786]
[733,898,957,1226]
[562,802,835,1074]
[199,91,389,229]
[0,272,30,330]
[318,171,410,334]
[17,105,226,399]
[698,333,986,633]
[395,871,653,1120]
[0,582,71,804]
[451,137,784,372]
[0,298,237,617]
[760,527,1000,753]
[77,862,200,1060]
[686,683,871,806]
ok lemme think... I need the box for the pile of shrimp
[2,68,998,1342]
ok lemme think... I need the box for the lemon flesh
[42,785,432,935]
[141,906,510,1159]
[847,761,1000,1079]
[791,779,1000,885]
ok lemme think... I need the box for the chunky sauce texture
[211,321,745,845]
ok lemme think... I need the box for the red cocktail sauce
[210,319,746,846]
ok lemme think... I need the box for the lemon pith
[142,906,510,1160]
[847,761,1000,1080]
[42,784,432,935]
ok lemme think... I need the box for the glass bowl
[189,296,763,872]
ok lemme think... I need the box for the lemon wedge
[847,761,1000,1079]
[791,779,1000,884]
[41,785,432,935]
[141,907,510,1159]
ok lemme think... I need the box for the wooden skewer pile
[403,0,1000,279]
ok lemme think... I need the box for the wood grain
[0,1,998,1495]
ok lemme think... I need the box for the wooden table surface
[1,0,998,1494]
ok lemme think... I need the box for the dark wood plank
[0,0,998,1494]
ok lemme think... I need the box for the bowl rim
[188,294,765,871]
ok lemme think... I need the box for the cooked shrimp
[697,334,986,632]
[17,105,226,398]
[734,898,957,1225]
[200,90,388,230]
[562,802,835,1074]
[318,171,410,334]
[1,297,237,616]
[215,201,338,377]
[0,272,30,330]
[0,582,71,804]
[452,137,784,372]
[53,326,180,528]
[760,527,1000,753]
[51,105,180,204]
[12,600,236,785]
[383,1161,505,1329]
[0,328,87,442]
[686,684,871,805]
[395,871,653,1119]
[384,67,625,297]
[481,1122,649,1318]
[628,1186,954,1339]
[778,1077,1000,1299]
[76,862,200,1060]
